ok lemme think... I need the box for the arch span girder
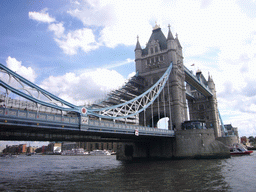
[87,63,173,120]
[0,63,81,113]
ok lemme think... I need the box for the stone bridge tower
[186,70,222,138]
[135,24,187,130]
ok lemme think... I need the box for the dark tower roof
[135,36,142,51]
[142,27,167,55]
[167,24,174,40]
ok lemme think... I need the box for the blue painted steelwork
[87,63,173,119]
[0,63,173,120]
[218,109,228,136]
[0,62,223,138]
[0,63,81,113]
[0,107,175,138]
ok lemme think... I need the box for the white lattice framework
[0,63,80,113]
[87,63,173,119]
[0,62,173,119]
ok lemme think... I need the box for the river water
[0,153,256,192]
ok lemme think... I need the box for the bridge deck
[0,108,175,141]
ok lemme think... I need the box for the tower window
[150,48,154,54]
[155,46,158,53]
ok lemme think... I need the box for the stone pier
[116,129,230,160]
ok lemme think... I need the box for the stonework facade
[135,25,187,130]
[135,24,221,136]
[187,71,221,137]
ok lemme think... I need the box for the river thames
[1,153,256,192]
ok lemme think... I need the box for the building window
[150,48,154,54]
[155,46,158,53]
[160,55,163,61]
[151,58,154,63]
[155,56,159,62]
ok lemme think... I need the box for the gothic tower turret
[134,24,187,130]
[135,36,142,72]
[187,71,222,138]
[208,75,221,137]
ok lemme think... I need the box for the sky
[1,0,256,149]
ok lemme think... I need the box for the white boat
[230,143,253,156]
[89,150,111,156]
[61,148,89,156]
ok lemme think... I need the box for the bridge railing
[88,119,174,134]
[0,107,79,125]
[0,107,174,136]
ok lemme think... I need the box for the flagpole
[191,63,195,74]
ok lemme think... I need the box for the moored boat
[89,150,111,156]
[61,148,89,156]
[230,143,253,156]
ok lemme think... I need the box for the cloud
[30,8,100,55]
[27,1,256,136]
[67,1,116,27]
[103,58,134,69]
[54,28,100,55]
[3,56,130,111]
[40,68,126,105]
[6,56,37,83]
[29,8,55,23]
[48,22,65,38]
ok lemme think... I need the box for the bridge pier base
[216,136,238,147]
[116,129,230,161]
[174,129,230,159]
[116,138,174,161]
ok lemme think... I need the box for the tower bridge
[0,24,233,159]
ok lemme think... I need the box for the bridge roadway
[0,107,175,142]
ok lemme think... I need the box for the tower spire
[135,35,142,50]
[167,24,174,40]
